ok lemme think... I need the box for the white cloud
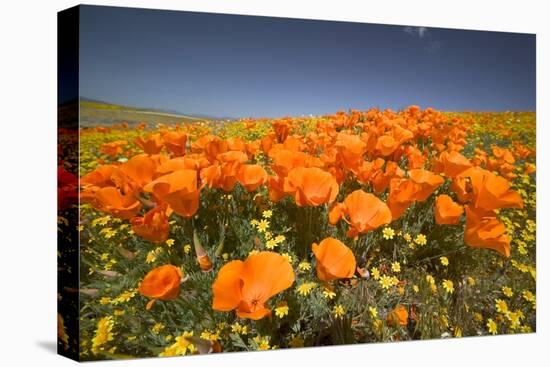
[404,26,429,38]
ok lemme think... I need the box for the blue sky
[78,5,536,118]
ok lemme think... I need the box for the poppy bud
[194,230,213,272]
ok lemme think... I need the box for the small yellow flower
[281,252,293,264]
[382,227,395,240]
[298,261,311,272]
[522,290,536,303]
[371,267,380,280]
[165,239,175,247]
[322,287,336,299]
[183,244,191,254]
[467,276,476,286]
[379,275,394,290]
[222,253,229,260]
[262,210,273,219]
[426,274,435,285]
[403,233,412,242]
[414,234,427,246]
[391,262,401,273]
[274,234,285,244]
[495,299,509,314]
[442,279,454,294]
[413,285,419,293]
[275,304,289,318]
[257,219,270,233]
[369,306,378,318]
[296,282,317,296]
[146,250,157,264]
[440,256,449,266]
[333,304,345,319]
[487,318,498,335]
[152,323,165,334]
[265,239,278,249]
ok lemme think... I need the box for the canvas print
[57,5,536,361]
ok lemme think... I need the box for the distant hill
[80,97,234,122]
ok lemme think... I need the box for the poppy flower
[100,140,127,157]
[80,165,117,188]
[157,157,201,174]
[387,305,409,326]
[329,190,392,237]
[375,135,399,156]
[135,133,164,154]
[408,169,444,201]
[459,167,523,212]
[273,120,291,143]
[267,175,286,202]
[200,164,223,190]
[237,164,268,192]
[312,237,356,282]
[464,206,510,257]
[92,186,142,219]
[111,154,158,192]
[130,204,170,243]
[163,131,188,156]
[334,133,366,172]
[387,178,420,220]
[212,251,295,320]
[144,169,200,218]
[433,151,472,178]
[138,265,184,310]
[283,167,339,207]
[434,194,464,225]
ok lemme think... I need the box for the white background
[0,0,547,365]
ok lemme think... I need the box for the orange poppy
[460,167,523,212]
[273,120,291,143]
[100,140,127,157]
[267,175,286,202]
[433,150,472,178]
[375,135,399,156]
[237,164,268,192]
[130,204,170,243]
[334,133,366,172]
[111,154,158,192]
[408,169,444,201]
[329,190,392,237]
[80,164,116,188]
[311,237,356,282]
[92,186,142,219]
[163,131,188,156]
[283,167,339,207]
[387,178,420,220]
[135,133,164,154]
[138,265,184,309]
[434,194,464,225]
[212,251,295,320]
[464,206,510,257]
[157,157,201,174]
[387,305,409,326]
[144,169,200,218]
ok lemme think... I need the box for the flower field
[62,106,536,360]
